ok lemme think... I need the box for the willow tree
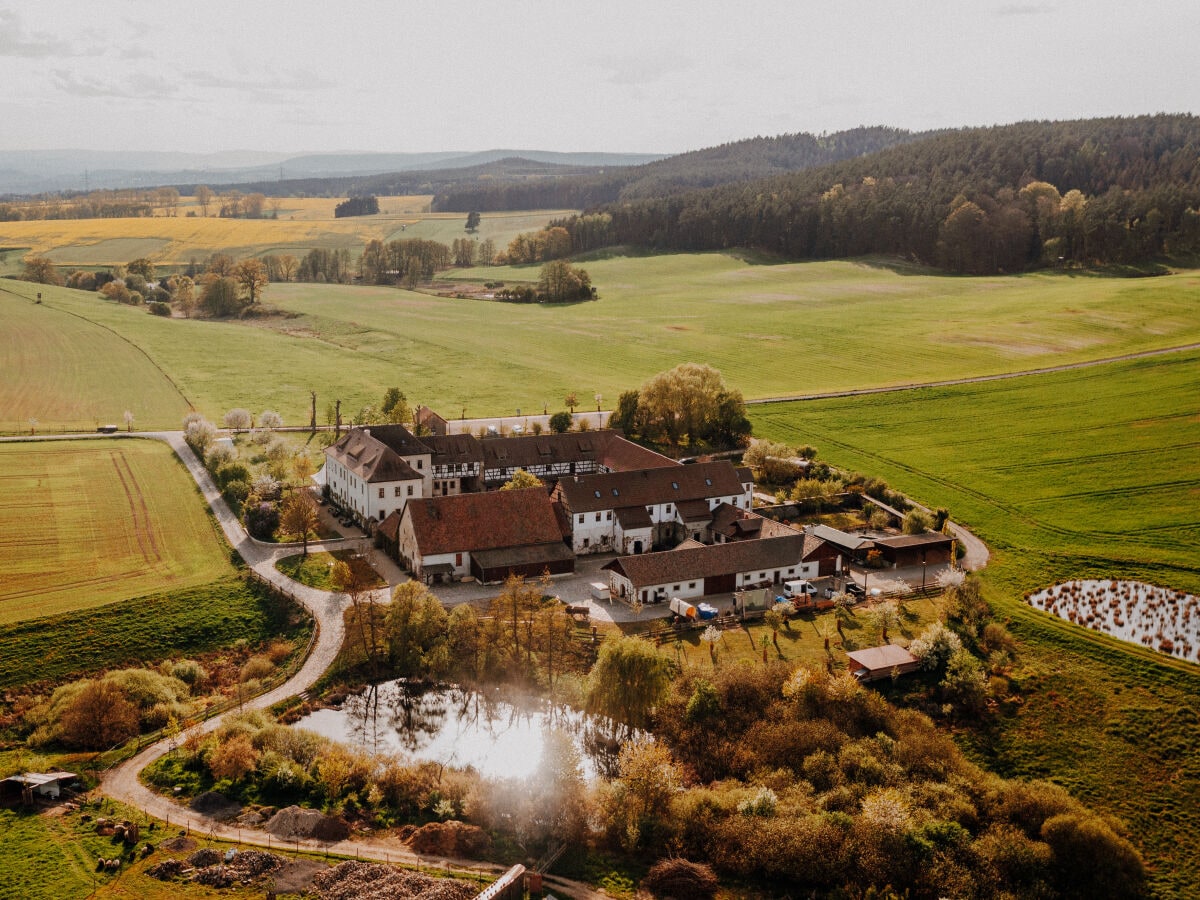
[585,636,672,732]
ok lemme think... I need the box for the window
[787,568,795,575]
[673,584,680,591]
[594,490,601,499]
[666,504,672,514]
[378,488,384,499]
[606,511,612,520]
[705,478,712,486]
[407,485,414,496]
[671,481,679,490]
[759,572,766,579]
[577,514,585,524]
[417,460,423,469]
[688,582,696,589]
[583,537,590,547]
[455,553,462,566]
[394,486,402,497]
[595,512,602,522]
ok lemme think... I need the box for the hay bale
[641,858,720,899]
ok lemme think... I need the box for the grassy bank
[750,350,1200,898]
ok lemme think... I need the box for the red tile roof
[603,533,807,588]
[555,460,745,514]
[402,488,565,556]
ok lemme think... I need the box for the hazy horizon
[2,1,1197,157]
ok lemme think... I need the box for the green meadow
[752,352,1200,899]
[5,253,1200,432]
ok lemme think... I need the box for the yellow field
[0,199,569,268]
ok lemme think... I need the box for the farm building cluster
[317,420,954,604]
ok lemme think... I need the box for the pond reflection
[295,681,624,780]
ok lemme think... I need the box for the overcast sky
[2,0,1197,155]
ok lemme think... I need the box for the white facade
[395,514,468,579]
[324,454,422,524]
[569,489,750,555]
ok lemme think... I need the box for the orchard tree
[224,408,252,431]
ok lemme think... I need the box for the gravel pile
[229,850,283,877]
[265,805,349,842]
[312,861,477,900]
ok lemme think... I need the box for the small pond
[293,680,624,780]
[1026,580,1199,663]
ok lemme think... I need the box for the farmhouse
[552,461,753,555]
[601,530,814,604]
[480,429,676,488]
[846,645,920,682]
[391,487,573,583]
[322,426,425,527]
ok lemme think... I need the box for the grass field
[0,282,191,433]
[0,204,568,270]
[751,352,1200,899]
[0,439,233,624]
[0,576,308,690]
[9,252,1198,432]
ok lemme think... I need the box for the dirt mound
[405,821,491,858]
[312,860,477,900]
[189,791,243,821]
[146,859,189,880]
[188,847,224,868]
[641,858,720,899]
[265,805,349,842]
[158,835,196,853]
[271,858,330,895]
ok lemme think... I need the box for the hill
[0,149,662,196]
[432,126,925,211]
[563,114,1200,273]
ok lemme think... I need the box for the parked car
[781,579,817,600]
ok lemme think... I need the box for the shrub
[240,655,275,682]
[148,301,171,316]
[245,501,280,540]
[205,443,235,470]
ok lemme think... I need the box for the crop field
[751,352,1200,898]
[0,204,569,269]
[0,439,233,624]
[7,252,1200,432]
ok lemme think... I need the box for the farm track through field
[747,341,1200,405]
[110,450,162,566]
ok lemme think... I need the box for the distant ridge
[0,148,664,195]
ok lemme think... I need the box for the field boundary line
[0,282,195,412]
[746,342,1200,405]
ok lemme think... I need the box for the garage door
[704,572,736,595]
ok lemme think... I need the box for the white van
[782,580,817,600]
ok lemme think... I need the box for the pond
[1026,580,1199,663]
[293,680,624,780]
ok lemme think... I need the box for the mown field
[0,282,191,433]
[752,352,1200,899]
[0,203,567,271]
[6,252,1199,432]
[0,439,233,624]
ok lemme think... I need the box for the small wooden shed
[846,645,920,682]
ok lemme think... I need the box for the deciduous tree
[21,255,61,285]
[585,636,671,731]
[234,258,269,305]
[500,469,542,491]
[279,490,320,557]
[59,679,139,749]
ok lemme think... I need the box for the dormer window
[671,482,679,490]
[594,490,602,498]
[705,478,712,486]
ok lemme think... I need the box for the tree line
[547,115,1200,273]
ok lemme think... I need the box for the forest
[557,115,1200,273]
